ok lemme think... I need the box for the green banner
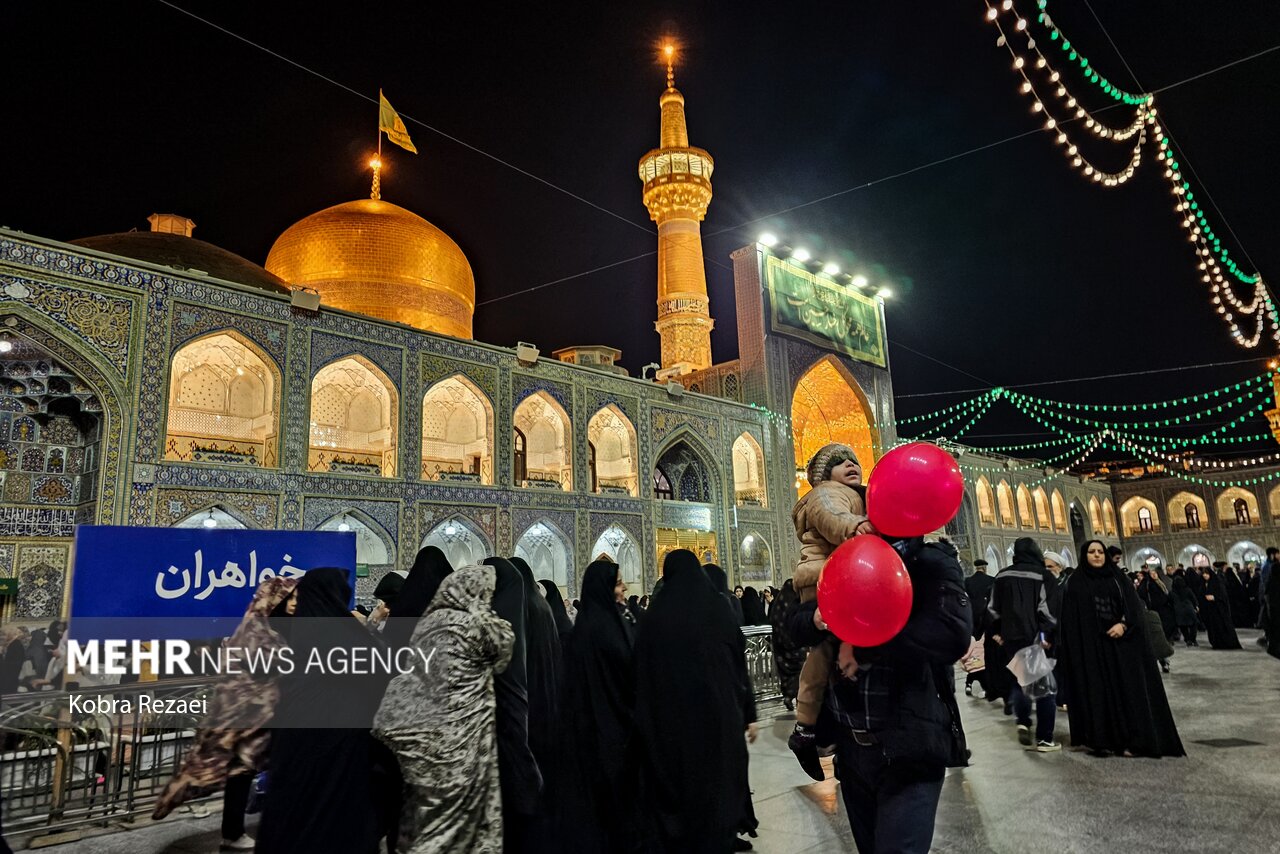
[0,577,15,597]
[765,255,886,367]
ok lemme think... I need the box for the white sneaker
[1035,740,1063,753]
[1016,725,1032,747]
[221,836,255,850]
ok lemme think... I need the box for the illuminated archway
[1177,544,1215,568]
[515,520,573,589]
[1032,487,1051,531]
[1119,496,1159,536]
[1050,490,1068,533]
[1102,499,1117,536]
[996,480,1016,527]
[1015,485,1034,529]
[167,331,281,467]
[591,524,642,588]
[732,432,767,507]
[421,517,492,569]
[1088,496,1103,534]
[309,356,398,477]
[173,506,249,530]
[1216,487,1260,528]
[791,357,878,498]
[975,477,996,526]
[421,374,493,484]
[1167,491,1208,532]
[587,405,638,495]
[513,392,572,490]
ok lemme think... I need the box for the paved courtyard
[18,630,1280,853]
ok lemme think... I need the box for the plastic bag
[1006,642,1055,687]
[1024,670,1057,700]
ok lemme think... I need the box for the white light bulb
[822,262,840,275]
[202,517,218,529]
[792,248,811,263]
[445,524,457,535]
[338,522,351,532]
[758,232,779,247]
[852,275,869,288]
[986,7,998,19]
[0,341,11,354]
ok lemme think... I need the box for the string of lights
[1109,437,1280,488]
[1004,382,1268,429]
[983,0,1277,350]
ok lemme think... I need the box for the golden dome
[265,198,474,338]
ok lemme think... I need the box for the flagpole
[372,89,383,200]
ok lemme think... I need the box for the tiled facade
[0,228,898,620]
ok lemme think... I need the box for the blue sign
[70,526,357,640]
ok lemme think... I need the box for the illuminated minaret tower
[639,44,715,372]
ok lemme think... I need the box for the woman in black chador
[634,550,753,852]
[1057,541,1184,758]
[1201,564,1242,650]
[551,560,637,853]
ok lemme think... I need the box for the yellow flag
[378,90,418,154]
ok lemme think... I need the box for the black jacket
[988,538,1056,649]
[965,571,995,638]
[791,538,973,768]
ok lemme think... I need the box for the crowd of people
[4,438,1280,854]
[961,537,1280,763]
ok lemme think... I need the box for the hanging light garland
[983,0,1277,350]
[1109,436,1280,487]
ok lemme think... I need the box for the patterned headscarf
[805,443,859,487]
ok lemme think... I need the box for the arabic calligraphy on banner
[70,526,357,639]
[764,255,886,367]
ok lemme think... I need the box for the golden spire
[369,156,382,201]
[664,42,676,90]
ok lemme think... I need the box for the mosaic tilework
[170,302,289,366]
[15,543,69,619]
[416,502,497,563]
[651,406,720,446]
[310,331,403,388]
[0,271,135,375]
[153,487,279,528]
[512,373,571,413]
[301,496,399,552]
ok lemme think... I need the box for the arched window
[656,440,713,503]
[309,356,398,477]
[1032,487,1051,531]
[421,375,493,484]
[1185,503,1200,530]
[1216,487,1260,528]
[996,481,1016,527]
[1015,485,1034,529]
[1119,497,1158,537]
[1102,499,1118,536]
[1168,492,1208,532]
[732,433,767,507]
[976,478,996,526]
[1050,490,1068,533]
[167,332,281,467]
[588,441,598,493]
[1088,496,1103,534]
[586,405,638,495]
[514,428,527,483]
[653,468,673,500]
[739,532,773,581]
[513,392,572,490]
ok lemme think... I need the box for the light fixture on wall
[201,509,218,529]
[0,337,12,354]
[445,523,457,536]
[338,514,352,533]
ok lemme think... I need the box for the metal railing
[742,625,786,719]
[0,678,217,839]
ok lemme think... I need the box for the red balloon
[817,536,913,647]
[866,442,964,538]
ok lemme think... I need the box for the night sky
[6,1,1280,457]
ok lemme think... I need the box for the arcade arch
[309,356,398,477]
[513,392,572,490]
[421,375,493,484]
[791,357,878,498]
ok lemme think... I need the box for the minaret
[639,44,715,372]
